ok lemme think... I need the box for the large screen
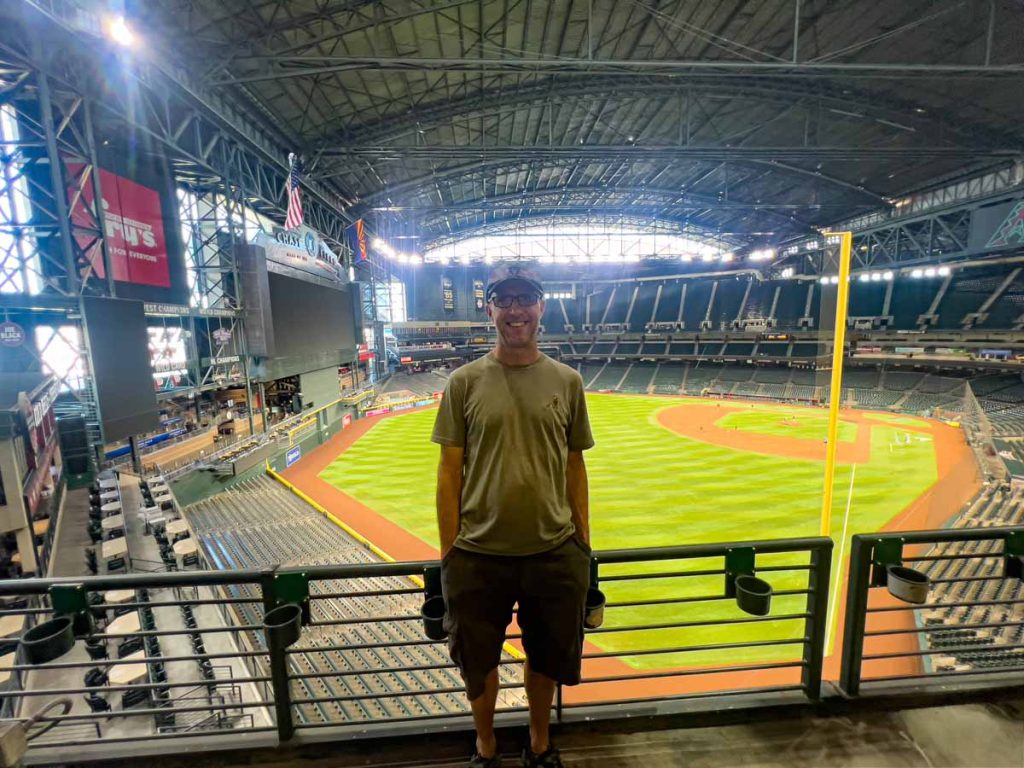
[82,297,160,442]
[265,273,357,378]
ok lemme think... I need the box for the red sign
[24,438,59,518]
[342,414,352,428]
[68,164,170,287]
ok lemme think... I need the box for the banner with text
[69,164,170,287]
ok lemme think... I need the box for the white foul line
[825,462,857,654]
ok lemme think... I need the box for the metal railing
[0,528,1019,763]
[0,536,833,760]
[839,526,1024,696]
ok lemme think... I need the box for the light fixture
[780,267,794,279]
[105,15,135,46]
[937,265,951,276]
[858,273,870,282]
[830,275,840,284]
[484,255,494,265]
[910,268,924,278]
[819,276,830,285]
[870,272,882,281]
[924,267,937,277]
[721,252,734,263]
[882,271,894,281]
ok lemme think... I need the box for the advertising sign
[365,407,390,416]
[285,446,302,467]
[252,226,343,283]
[342,414,352,428]
[68,164,171,287]
[969,197,1024,252]
[0,321,25,347]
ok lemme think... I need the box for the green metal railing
[839,526,1024,696]
[0,527,1021,763]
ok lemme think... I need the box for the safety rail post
[801,539,833,700]
[260,568,295,741]
[838,535,873,697]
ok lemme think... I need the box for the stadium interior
[0,2,1022,766]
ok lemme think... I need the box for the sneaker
[521,745,563,767]
[468,751,503,767]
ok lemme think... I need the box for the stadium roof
[142,0,1024,252]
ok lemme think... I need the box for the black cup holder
[21,616,75,665]
[262,603,302,648]
[886,565,930,604]
[735,574,773,616]
[584,587,606,629]
[421,595,447,641]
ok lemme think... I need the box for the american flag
[284,152,303,229]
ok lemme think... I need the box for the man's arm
[566,450,590,545]
[436,445,464,556]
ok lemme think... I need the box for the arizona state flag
[346,219,369,262]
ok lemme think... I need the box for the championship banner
[473,279,485,311]
[442,276,455,312]
[68,164,170,287]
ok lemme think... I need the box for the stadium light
[721,252,734,263]
[937,265,951,276]
[870,272,882,281]
[924,267,937,277]
[882,270,894,281]
[819,276,829,285]
[830,275,840,284]
[910,268,924,278]
[105,15,135,46]
[780,267,794,278]
[858,273,870,282]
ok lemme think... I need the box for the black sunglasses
[489,293,541,309]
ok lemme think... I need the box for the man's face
[486,280,545,349]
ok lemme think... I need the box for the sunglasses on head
[489,293,541,309]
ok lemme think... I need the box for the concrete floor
[68,693,1023,768]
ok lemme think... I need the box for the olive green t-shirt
[431,352,595,556]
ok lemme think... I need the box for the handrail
[838,525,1023,697]
[2,526,1016,763]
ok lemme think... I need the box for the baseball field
[283,392,978,680]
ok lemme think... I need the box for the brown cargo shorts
[440,536,591,700]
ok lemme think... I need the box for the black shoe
[468,751,502,767]
[521,745,563,767]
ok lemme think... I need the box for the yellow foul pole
[820,231,853,537]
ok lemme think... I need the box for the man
[432,263,594,768]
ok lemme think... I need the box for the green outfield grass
[319,394,939,669]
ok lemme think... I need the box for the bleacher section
[571,361,1006,431]
[918,486,1024,674]
[651,362,685,394]
[620,362,657,394]
[185,477,525,724]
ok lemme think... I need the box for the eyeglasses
[489,293,541,309]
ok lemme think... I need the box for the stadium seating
[184,477,525,724]
[619,362,657,394]
[651,362,685,394]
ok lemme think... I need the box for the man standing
[432,264,594,768]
